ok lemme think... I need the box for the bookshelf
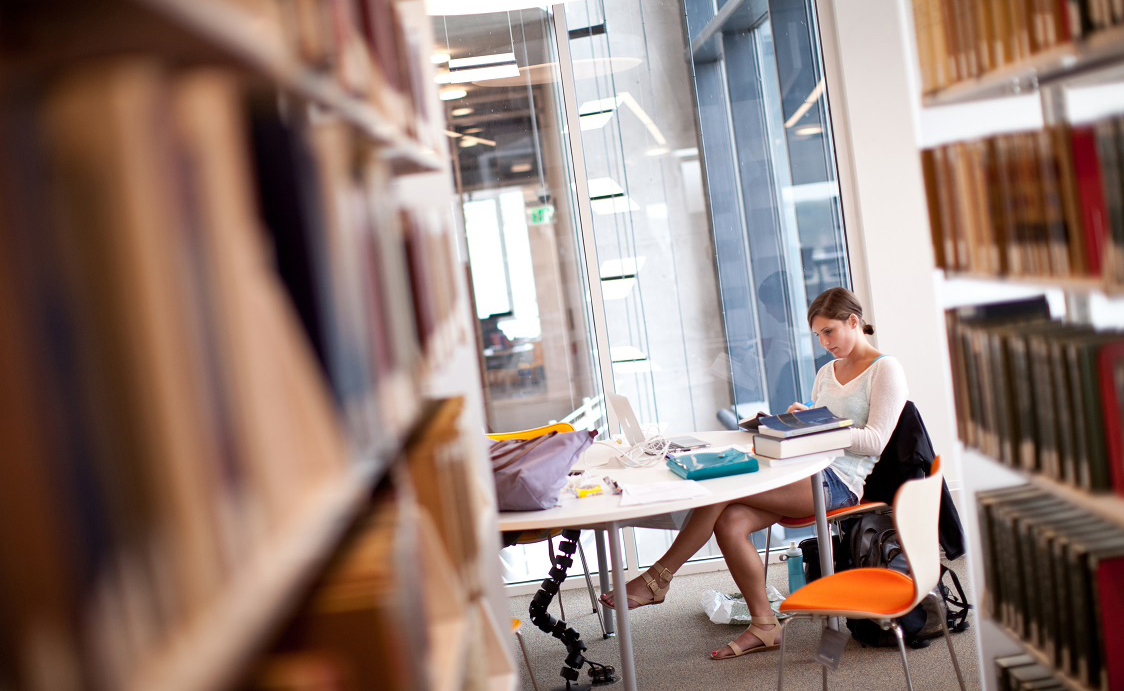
[0,2,510,691]
[908,1,1124,689]
[922,24,1124,107]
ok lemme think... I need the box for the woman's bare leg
[710,479,817,658]
[599,502,729,608]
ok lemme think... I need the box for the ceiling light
[600,256,645,277]
[451,107,474,117]
[460,139,479,148]
[600,276,637,300]
[444,130,462,138]
[784,79,826,128]
[579,112,615,130]
[646,147,669,156]
[587,177,637,215]
[426,0,565,15]
[471,57,641,87]
[793,125,824,137]
[610,345,648,363]
[461,134,497,147]
[591,196,640,215]
[511,162,533,173]
[580,95,623,114]
[448,52,516,69]
[439,87,467,101]
[464,127,483,134]
[431,53,450,65]
[436,63,521,84]
[672,147,699,158]
[586,177,624,198]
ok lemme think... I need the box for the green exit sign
[528,204,555,225]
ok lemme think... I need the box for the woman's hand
[786,402,810,414]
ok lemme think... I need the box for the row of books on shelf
[242,400,496,691]
[244,483,432,691]
[910,0,1123,95]
[978,485,1124,690]
[996,653,1075,690]
[945,300,1124,496]
[0,56,460,691]
[264,0,445,149]
[921,115,1124,285]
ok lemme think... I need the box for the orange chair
[774,458,966,691]
[489,423,607,636]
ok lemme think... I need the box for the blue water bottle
[784,541,806,594]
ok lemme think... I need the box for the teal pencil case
[666,448,759,480]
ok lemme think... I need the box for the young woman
[599,287,907,660]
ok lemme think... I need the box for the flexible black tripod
[526,529,617,689]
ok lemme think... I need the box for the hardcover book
[750,407,853,439]
[752,427,850,460]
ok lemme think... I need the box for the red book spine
[1097,342,1124,496]
[1097,557,1124,689]
[1070,127,1109,276]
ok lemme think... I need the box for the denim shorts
[823,468,858,511]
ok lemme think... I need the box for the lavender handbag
[488,430,596,511]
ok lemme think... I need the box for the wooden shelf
[922,24,1124,107]
[132,0,444,172]
[941,271,1123,296]
[417,504,472,691]
[964,449,1124,529]
[128,461,378,691]
[475,597,518,691]
[990,619,1092,691]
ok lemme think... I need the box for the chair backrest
[487,422,575,441]
[892,455,945,610]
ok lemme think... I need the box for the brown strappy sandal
[711,614,782,660]
[599,561,674,610]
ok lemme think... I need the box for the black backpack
[843,513,972,649]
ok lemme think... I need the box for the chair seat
[778,501,888,528]
[780,568,916,617]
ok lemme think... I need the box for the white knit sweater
[811,355,908,499]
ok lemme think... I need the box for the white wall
[816,0,963,488]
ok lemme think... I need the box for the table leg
[607,522,637,691]
[810,470,839,632]
[594,529,615,636]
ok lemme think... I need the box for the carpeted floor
[508,557,981,690]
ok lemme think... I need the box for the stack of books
[740,407,852,462]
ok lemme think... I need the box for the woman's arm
[848,358,908,456]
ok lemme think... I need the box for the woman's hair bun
[863,324,875,335]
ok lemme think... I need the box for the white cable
[618,434,671,468]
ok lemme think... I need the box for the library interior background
[3,0,1124,690]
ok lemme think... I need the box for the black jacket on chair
[859,401,966,560]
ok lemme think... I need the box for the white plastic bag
[702,586,787,624]
[701,590,750,624]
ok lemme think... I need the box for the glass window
[684,0,850,412]
[438,0,853,584]
[433,8,604,435]
[683,0,852,549]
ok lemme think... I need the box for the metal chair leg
[547,538,566,621]
[576,538,607,637]
[931,593,967,691]
[764,528,772,583]
[515,629,542,691]
[776,616,791,691]
[890,621,915,691]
